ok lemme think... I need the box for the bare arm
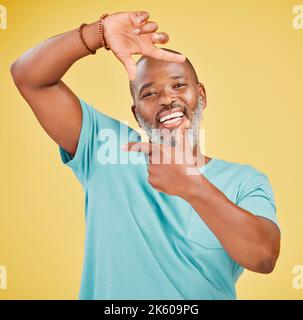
[10,23,99,156]
[10,11,185,156]
[185,177,280,274]
[125,138,281,274]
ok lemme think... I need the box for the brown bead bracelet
[79,14,110,55]
[79,23,96,55]
[98,14,110,50]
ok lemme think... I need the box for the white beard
[135,96,203,147]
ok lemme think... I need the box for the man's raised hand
[102,11,186,80]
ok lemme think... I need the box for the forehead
[133,58,194,93]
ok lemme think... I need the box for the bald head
[129,48,199,100]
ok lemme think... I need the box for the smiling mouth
[159,111,185,129]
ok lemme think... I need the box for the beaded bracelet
[98,14,110,50]
[79,23,96,55]
[78,14,110,55]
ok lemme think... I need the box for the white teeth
[160,112,184,123]
[163,117,182,125]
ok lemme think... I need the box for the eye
[142,91,156,98]
[174,83,187,88]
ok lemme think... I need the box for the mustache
[155,102,189,123]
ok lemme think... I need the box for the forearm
[11,21,100,87]
[183,175,280,273]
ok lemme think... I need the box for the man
[11,11,280,300]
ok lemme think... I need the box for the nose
[158,89,177,107]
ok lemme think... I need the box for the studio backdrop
[0,0,302,299]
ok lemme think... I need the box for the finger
[176,126,192,150]
[115,52,137,81]
[161,128,172,145]
[133,21,158,35]
[174,128,184,150]
[151,32,169,44]
[144,46,186,63]
[130,11,150,27]
[182,128,196,166]
[122,142,152,154]
[174,127,193,161]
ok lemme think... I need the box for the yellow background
[1,0,302,299]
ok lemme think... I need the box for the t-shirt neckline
[198,157,217,173]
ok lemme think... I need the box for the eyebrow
[139,81,154,97]
[138,75,188,97]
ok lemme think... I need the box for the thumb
[175,127,195,166]
[175,126,192,151]
[183,128,194,154]
[115,52,137,81]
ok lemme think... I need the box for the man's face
[131,58,206,145]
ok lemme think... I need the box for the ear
[131,104,141,127]
[197,82,207,110]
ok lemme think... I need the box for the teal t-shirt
[59,98,279,300]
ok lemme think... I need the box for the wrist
[181,174,212,204]
[81,21,103,52]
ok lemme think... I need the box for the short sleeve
[236,165,280,230]
[59,98,98,184]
